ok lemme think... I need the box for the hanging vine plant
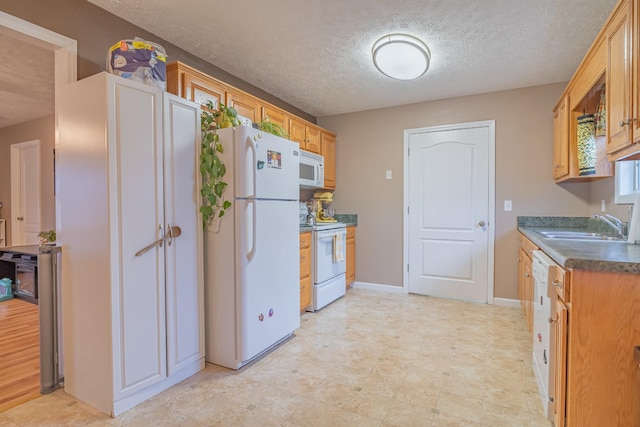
[200,100,240,230]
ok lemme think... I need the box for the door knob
[478,221,486,227]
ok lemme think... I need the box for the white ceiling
[87,0,618,117]
[0,0,619,128]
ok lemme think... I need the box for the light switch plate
[504,200,512,211]
[386,170,392,180]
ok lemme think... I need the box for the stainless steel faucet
[592,214,626,236]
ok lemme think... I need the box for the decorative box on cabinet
[300,232,312,311]
[346,226,356,288]
[57,73,204,416]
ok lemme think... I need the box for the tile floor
[0,288,551,426]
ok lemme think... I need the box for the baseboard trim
[351,281,405,293]
[493,297,520,308]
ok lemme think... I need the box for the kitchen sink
[536,230,625,241]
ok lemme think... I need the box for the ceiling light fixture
[372,33,430,80]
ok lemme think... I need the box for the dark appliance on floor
[0,248,38,304]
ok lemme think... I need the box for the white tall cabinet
[57,73,204,416]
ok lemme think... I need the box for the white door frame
[402,120,496,303]
[0,11,78,232]
[11,140,41,245]
[0,11,77,385]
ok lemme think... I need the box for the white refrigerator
[204,126,300,369]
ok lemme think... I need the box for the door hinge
[407,264,409,272]
[407,206,410,215]
[408,147,410,156]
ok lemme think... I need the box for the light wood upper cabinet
[167,62,227,109]
[261,105,289,131]
[553,34,612,182]
[606,0,633,157]
[321,131,336,189]
[227,89,261,124]
[553,96,570,180]
[290,117,321,154]
[167,61,340,185]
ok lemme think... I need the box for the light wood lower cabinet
[300,232,312,311]
[551,268,569,427]
[346,226,356,288]
[518,233,537,336]
[558,269,640,426]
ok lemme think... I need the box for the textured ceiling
[1,0,620,129]
[87,0,618,117]
[0,27,54,129]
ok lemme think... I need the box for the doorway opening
[0,11,76,412]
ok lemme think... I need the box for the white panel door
[162,93,204,376]
[235,198,300,364]
[110,79,167,399]
[10,141,40,246]
[408,125,490,303]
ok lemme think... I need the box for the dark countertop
[299,213,358,233]
[0,245,40,257]
[518,216,640,273]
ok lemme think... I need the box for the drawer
[520,233,538,258]
[300,232,311,249]
[300,246,311,279]
[346,226,356,240]
[552,266,570,303]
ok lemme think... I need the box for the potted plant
[200,101,239,230]
[38,229,56,245]
[257,116,289,139]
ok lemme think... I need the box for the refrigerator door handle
[247,200,257,262]
[245,136,258,198]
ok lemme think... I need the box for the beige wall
[318,82,600,300]
[0,115,56,246]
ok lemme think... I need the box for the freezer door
[235,199,300,363]
[232,126,299,200]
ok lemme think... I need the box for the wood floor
[0,298,40,413]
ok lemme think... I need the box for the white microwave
[299,149,325,189]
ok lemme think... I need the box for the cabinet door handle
[135,225,165,257]
[548,314,558,324]
[17,216,24,221]
[552,278,563,289]
[619,117,636,127]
